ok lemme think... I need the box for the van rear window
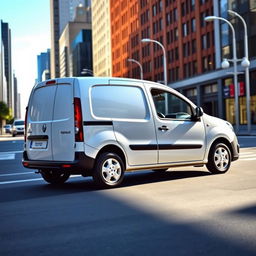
[29,86,56,121]
[91,85,149,120]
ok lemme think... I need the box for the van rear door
[27,79,75,162]
[51,82,75,161]
[27,83,57,161]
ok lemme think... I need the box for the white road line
[0,153,15,160]
[240,158,256,161]
[0,172,34,177]
[0,178,43,185]
[0,151,23,154]
[0,175,82,185]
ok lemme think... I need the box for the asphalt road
[0,136,256,256]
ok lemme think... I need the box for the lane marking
[240,158,256,161]
[0,178,43,185]
[0,175,82,185]
[0,153,15,160]
[0,151,23,154]
[0,172,34,177]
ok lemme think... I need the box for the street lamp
[81,68,93,76]
[205,16,239,133]
[127,58,143,80]
[228,10,251,133]
[141,38,167,86]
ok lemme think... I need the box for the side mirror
[194,107,203,119]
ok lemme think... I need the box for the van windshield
[14,121,24,125]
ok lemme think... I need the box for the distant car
[11,120,25,137]
[3,124,12,134]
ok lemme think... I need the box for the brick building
[110,0,214,83]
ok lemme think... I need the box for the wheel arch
[208,137,234,160]
[95,144,127,170]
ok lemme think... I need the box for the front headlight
[226,122,234,132]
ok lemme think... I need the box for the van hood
[202,113,232,129]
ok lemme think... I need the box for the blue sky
[1,0,51,117]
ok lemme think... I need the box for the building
[50,0,91,79]
[170,0,256,133]
[71,29,93,76]
[0,23,7,104]
[37,49,51,83]
[59,5,92,77]
[1,20,13,112]
[13,74,21,119]
[92,0,112,76]
[110,0,214,81]
[109,0,255,133]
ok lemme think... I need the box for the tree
[0,101,11,135]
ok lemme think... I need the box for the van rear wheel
[40,170,70,184]
[206,143,231,174]
[93,152,125,188]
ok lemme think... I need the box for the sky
[1,0,51,118]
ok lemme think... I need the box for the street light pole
[228,10,251,133]
[141,38,167,86]
[205,16,239,133]
[127,58,143,80]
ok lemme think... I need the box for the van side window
[151,89,192,120]
[91,85,149,120]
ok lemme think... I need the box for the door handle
[158,125,169,131]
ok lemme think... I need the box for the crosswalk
[0,151,23,161]
[239,150,256,161]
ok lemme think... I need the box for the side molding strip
[129,144,202,150]
[84,121,113,126]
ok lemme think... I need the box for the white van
[23,77,239,188]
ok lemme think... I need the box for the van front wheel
[206,143,231,174]
[93,152,125,188]
[40,170,70,184]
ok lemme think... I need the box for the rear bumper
[22,151,95,172]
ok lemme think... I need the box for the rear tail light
[74,97,84,142]
[45,80,56,85]
[24,107,28,142]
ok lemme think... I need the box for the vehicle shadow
[0,170,210,203]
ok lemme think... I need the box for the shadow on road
[0,170,210,203]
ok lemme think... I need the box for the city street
[0,136,256,255]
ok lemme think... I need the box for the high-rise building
[50,0,90,79]
[72,29,93,76]
[109,0,255,133]
[1,20,13,112]
[110,0,214,81]
[92,0,112,76]
[13,74,21,119]
[37,49,51,82]
[0,23,7,104]
[59,5,92,77]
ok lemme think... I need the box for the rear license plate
[31,141,48,149]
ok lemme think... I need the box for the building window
[182,23,187,36]
[174,27,178,41]
[202,56,208,72]
[186,88,197,97]
[191,0,195,11]
[202,34,207,49]
[191,39,196,53]
[173,8,177,21]
[191,18,196,32]
[192,61,197,74]
[175,47,179,60]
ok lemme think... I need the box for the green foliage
[0,101,9,121]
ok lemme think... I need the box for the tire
[12,133,16,137]
[93,152,125,188]
[152,168,168,173]
[40,170,70,184]
[206,142,231,174]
